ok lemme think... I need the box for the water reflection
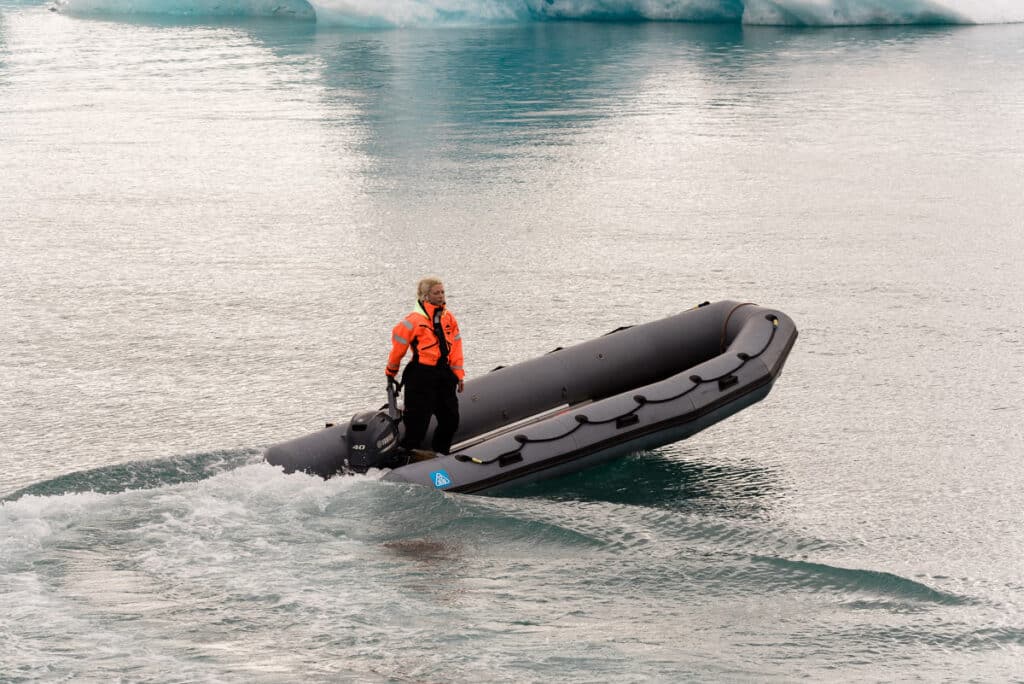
[503,448,782,515]
[38,13,970,183]
[301,22,751,160]
[234,20,966,178]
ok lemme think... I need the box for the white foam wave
[53,0,1024,24]
[0,464,367,559]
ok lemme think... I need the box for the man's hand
[457,379,464,393]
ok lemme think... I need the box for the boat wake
[0,453,1010,681]
[48,0,1024,26]
[1,449,264,503]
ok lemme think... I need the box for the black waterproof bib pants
[400,362,460,454]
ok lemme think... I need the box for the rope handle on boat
[456,314,780,466]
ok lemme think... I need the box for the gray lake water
[2,3,1023,681]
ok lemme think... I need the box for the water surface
[2,8,1023,681]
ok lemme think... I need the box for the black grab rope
[456,314,780,466]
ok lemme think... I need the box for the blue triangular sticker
[430,470,452,489]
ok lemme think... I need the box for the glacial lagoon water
[2,2,1023,680]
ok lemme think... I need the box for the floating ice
[53,0,1024,27]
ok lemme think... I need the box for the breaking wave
[49,0,1024,27]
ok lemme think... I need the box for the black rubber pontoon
[265,300,797,494]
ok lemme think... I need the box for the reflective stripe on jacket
[385,300,464,380]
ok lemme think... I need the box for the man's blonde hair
[417,277,443,301]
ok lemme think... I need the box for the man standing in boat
[385,277,465,456]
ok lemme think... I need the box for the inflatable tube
[265,300,798,494]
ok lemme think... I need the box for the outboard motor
[344,409,402,473]
[266,379,407,477]
[342,379,406,473]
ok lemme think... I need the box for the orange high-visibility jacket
[386,300,464,380]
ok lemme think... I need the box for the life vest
[386,300,464,380]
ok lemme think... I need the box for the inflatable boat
[265,300,797,494]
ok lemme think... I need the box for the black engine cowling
[344,409,403,472]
